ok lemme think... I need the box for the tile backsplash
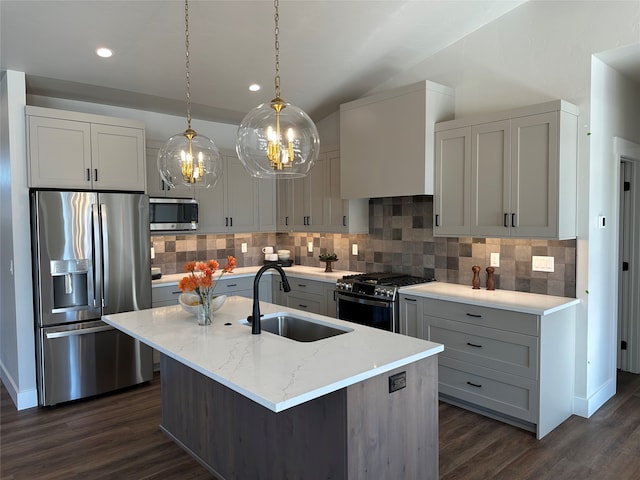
[152,195,576,297]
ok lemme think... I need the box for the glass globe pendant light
[236,0,320,179]
[158,0,221,188]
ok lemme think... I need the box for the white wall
[582,57,640,414]
[1,70,37,409]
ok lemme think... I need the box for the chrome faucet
[248,264,291,334]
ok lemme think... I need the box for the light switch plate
[307,241,314,253]
[352,244,358,255]
[241,242,248,253]
[490,252,500,267]
[532,255,554,272]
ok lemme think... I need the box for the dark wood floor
[2,371,640,480]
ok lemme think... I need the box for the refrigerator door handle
[92,204,103,309]
[45,325,114,339]
[100,203,110,308]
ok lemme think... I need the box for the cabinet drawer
[287,293,324,316]
[438,357,538,423]
[152,285,182,305]
[287,278,326,296]
[426,316,538,379]
[423,298,538,335]
[216,276,254,293]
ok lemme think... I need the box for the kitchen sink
[240,313,352,342]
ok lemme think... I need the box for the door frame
[615,137,640,373]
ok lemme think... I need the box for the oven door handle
[336,292,392,309]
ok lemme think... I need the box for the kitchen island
[103,296,443,479]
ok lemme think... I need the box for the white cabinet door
[258,177,277,232]
[471,120,510,237]
[434,127,471,236]
[195,179,226,233]
[291,154,328,231]
[145,141,194,198]
[291,176,308,230]
[510,112,559,238]
[27,108,146,191]
[28,116,92,189]
[307,154,328,230]
[276,178,294,230]
[226,156,258,232]
[195,155,260,233]
[91,124,145,191]
[399,295,425,339]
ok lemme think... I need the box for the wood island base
[160,353,439,480]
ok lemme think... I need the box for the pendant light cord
[184,0,192,130]
[274,0,281,99]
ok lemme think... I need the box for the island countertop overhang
[103,296,443,413]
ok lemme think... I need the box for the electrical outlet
[352,244,358,256]
[532,255,554,272]
[307,241,314,253]
[490,252,500,267]
[241,242,248,253]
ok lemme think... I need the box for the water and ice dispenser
[49,259,94,313]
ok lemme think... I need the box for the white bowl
[277,249,291,260]
[178,293,227,316]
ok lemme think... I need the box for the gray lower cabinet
[273,275,337,318]
[399,294,575,439]
[152,276,271,308]
[152,284,183,307]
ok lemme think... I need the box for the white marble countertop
[103,296,443,413]
[399,281,580,316]
[152,265,359,287]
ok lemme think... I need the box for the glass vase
[198,293,212,326]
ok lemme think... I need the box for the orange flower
[178,256,236,304]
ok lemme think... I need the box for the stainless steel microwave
[149,197,198,231]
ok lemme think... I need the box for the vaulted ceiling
[3,1,639,126]
[1,0,529,124]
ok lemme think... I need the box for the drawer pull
[465,313,482,318]
[298,304,308,309]
[171,291,181,295]
[466,342,483,348]
[466,381,482,388]
[226,283,238,287]
[297,284,307,288]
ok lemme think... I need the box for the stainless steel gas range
[335,272,435,332]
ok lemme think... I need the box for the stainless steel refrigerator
[31,190,153,406]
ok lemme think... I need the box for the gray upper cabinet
[195,154,260,234]
[340,80,454,199]
[27,106,145,191]
[434,100,578,240]
[276,147,368,234]
[434,126,471,236]
[145,140,194,199]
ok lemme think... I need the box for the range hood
[339,80,454,199]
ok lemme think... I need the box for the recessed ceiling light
[96,47,113,58]
[249,84,261,92]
